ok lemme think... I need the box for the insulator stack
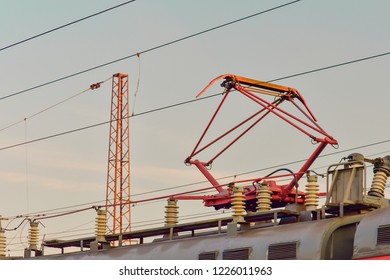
[95,209,107,242]
[256,183,272,212]
[231,185,245,222]
[165,199,179,226]
[0,230,6,257]
[368,167,389,198]
[305,174,319,210]
[28,221,39,250]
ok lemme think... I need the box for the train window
[377,225,390,245]
[268,241,298,260]
[222,247,252,260]
[198,251,218,260]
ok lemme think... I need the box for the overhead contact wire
[0,0,301,101]
[0,0,137,52]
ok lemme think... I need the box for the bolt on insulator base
[28,221,39,251]
[305,174,319,211]
[165,199,179,226]
[256,183,272,212]
[231,185,245,222]
[95,209,107,242]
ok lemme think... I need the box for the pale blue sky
[0,0,389,256]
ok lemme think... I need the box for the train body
[34,199,390,260]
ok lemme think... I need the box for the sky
[0,0,389,257]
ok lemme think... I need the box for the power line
[0,48,389,151]
[0,77,111,133]
[0,120,109,151]
[0,0,137,52]
[0,90,224,151]
[230,139,390,178]
[1,44,390,151]
[268,51,390,83]
[0,0,301,101]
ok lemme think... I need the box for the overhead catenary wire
[0,77,111,133]
[268,51,390,83]
[0,0,302,101]
[0,91,221,151]
[1,62,390,152]
[0,0,137,52]
[1,47,388,148]
[0,34,388,151]
[231,139,390,179]
[0,6,386,151]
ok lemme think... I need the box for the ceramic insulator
[232,186,245,222]
[256,183,272,212]
[165,199,179,226]
[95,209,107,242]
[28,221,39,250]
[305,175,319,211]
[0,230,6,257]
[369,168,389,198]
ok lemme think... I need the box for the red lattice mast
[105,73,131,236]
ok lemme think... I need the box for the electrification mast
[105,73,131,236]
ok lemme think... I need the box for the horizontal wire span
[0,0,137,52]
[0,0,302,101]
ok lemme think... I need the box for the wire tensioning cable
[0,77,111,133]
